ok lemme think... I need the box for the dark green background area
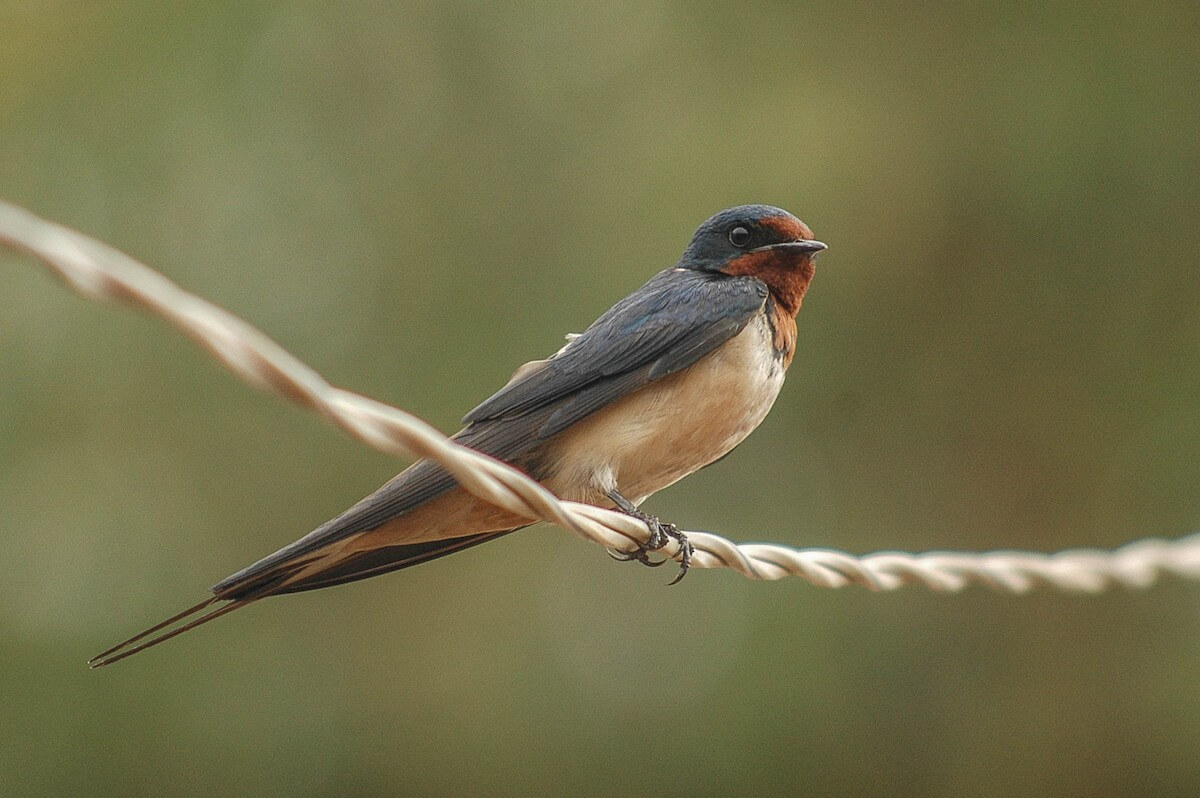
[2,2,1198,795]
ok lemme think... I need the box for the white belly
[541,313,786,505]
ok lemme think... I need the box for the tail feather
[89,529,520,667]
[89,596,219,666]
[269,529,520,595]
[89,597,259,668]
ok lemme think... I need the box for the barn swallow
[90,204,826,667]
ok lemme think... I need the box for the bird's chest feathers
[543,313,787,504]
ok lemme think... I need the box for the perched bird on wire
[91,204,826,667]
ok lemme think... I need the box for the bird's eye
[729,226,752,247]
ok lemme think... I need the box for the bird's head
[678,205,826,315]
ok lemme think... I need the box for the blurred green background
[2,1,1199,795]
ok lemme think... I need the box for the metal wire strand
[4,198,1199,593]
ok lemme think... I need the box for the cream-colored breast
[540,312,786,506]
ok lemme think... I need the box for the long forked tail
[88,596,257,668]
[89,529,518,668]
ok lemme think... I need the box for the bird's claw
[606,547,668,567]
[666,530,694,586]
[608,512,693,584]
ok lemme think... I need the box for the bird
[89,204,826,667]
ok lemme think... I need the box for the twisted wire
[4,198,1199,593]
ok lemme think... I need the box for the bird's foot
[606,500,694,585]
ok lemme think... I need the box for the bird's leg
[605,489,693,585]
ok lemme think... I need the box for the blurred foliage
[2,1,1199,795]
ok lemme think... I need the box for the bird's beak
[757,239,828,254]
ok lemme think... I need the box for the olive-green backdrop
[2,2,1198,795]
